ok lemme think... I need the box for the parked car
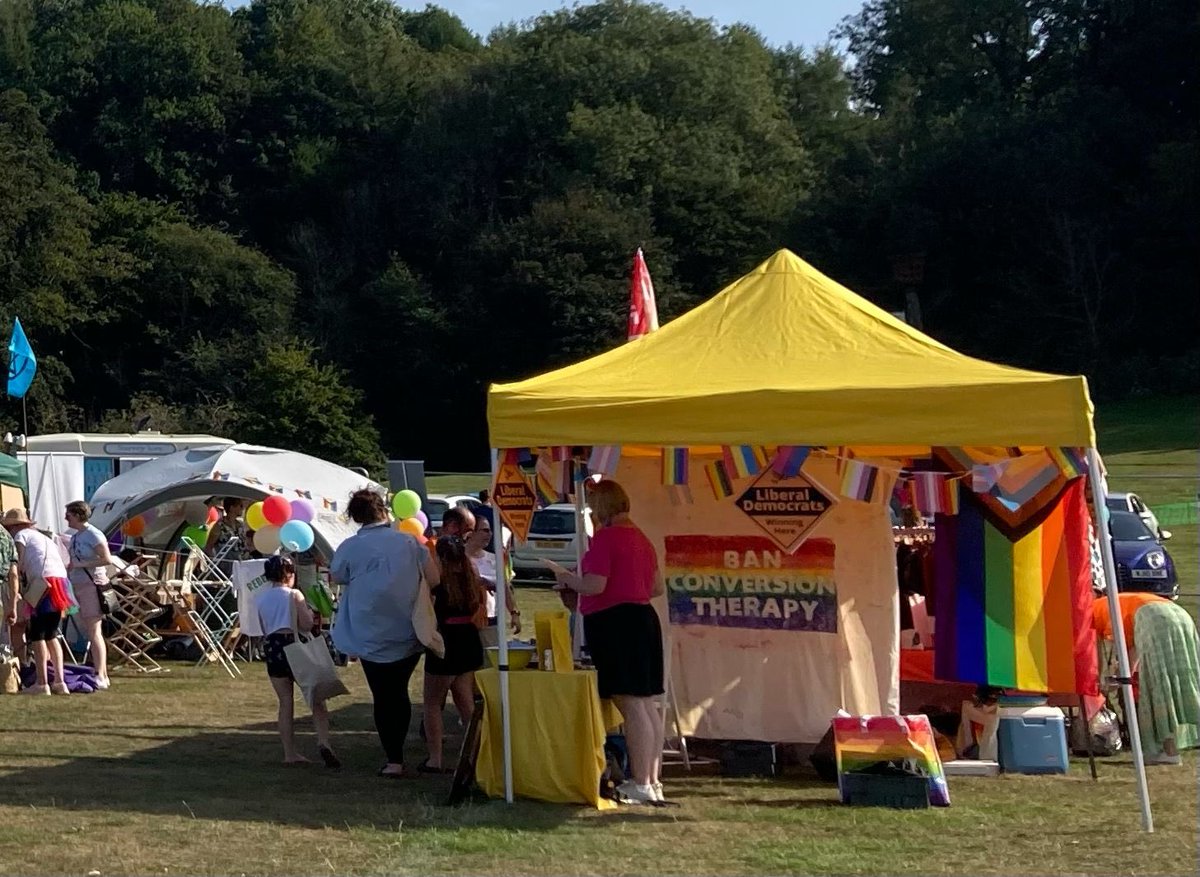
[1106,491,1170,541]
[1108,509,1178,599]
[424,493,486,534]
[511,503,587,586]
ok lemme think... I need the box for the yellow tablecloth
[475,668,618,809]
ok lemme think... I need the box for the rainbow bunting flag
[534,470,559,505]
[932,480,1099,695]
[839,459,890,503]
[722,445,769,479]
[911,472,959,516]
[588,445,621,477]
[771,445,810,477]
[551,446,572,462]
[971,463,1000,493]
[834,446,853,475]
[662,446,689,486]
[1047,447,1086,479]
[704,459,734,500]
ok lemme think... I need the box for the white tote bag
[413,574,445,659]
[284,599,349,709]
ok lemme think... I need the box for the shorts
[73,581,102,621]
[583,603,664,699]
[263,631,296,680]
[26,611,63,643]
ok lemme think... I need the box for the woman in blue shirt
[331,489,439,778]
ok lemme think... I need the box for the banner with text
[665,534,838,633]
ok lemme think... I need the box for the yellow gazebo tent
[485,249,1150,830]
[488,249,1094,450]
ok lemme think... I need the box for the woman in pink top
[551,479,666,805]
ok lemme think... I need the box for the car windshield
[425,499,449,518]
[1104,496,1124,510]
[530,509,576,536]
[1109,511,1153,542]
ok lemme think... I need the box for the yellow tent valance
[488,250,1095,449]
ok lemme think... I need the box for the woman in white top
[2,508,73,695]
[464,511,520,643]
[65,500,113,690]
[257,555,339,768]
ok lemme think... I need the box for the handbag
[283,597,350,709]
[413,574,446,659]
[71,530,118,615]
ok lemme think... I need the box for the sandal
[417,758,453,775]
[377,765,413,779]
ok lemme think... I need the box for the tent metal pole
[490,448,514,803]
[1087,448,1153,832]
[572,470,588,661]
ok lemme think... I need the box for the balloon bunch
[391,489,428,543]
[245,495,317,554]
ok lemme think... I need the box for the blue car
[1109,509,1178,598]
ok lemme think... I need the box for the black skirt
[425,623,484,677]
[263,631,296,679]
[584,602,664,699]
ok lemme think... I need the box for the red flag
[627,248,659,340]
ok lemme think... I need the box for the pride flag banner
[704,459,734,500]
[771,445,810,477]
[1047,447,1086,479]
[588,445,621,477]
[839,459,893,504]
[911,472,959,516]
[662,446,689,486]
[722,445,769,479]
[833,715,950,807]
[933,480,1099,695]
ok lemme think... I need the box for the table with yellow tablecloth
[475,667,621,809]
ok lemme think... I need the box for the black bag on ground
[810,725,838,782]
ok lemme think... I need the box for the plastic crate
[842,773,931,809]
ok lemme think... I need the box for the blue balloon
[279,519,315,552]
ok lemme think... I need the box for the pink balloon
[289,498,315,523]
[416,510,429,530]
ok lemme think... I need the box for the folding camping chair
[103,557,165,674]
[180,536,241,677]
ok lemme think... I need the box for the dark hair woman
[420,535,486,773]
[257,555,339,768]
[331,488,440,778]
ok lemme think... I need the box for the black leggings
[360,652,423,765]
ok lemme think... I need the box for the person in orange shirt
[1092,592,1199,765]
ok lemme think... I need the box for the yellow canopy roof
[487,250,1095,449]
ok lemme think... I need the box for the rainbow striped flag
[550,446,572,462]
[662,446,689,486]
[722,445,769,479]
[704,459,734,499]
[911,472,959,516]
[534,471,559,505]
[1047,447,1086,479]
[933,479,1099,695]
[588,445,621,477]
[770,445,810,477]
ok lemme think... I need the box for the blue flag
[7,317,37,399]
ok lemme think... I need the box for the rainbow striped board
[833,714,950,807]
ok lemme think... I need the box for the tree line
[1,0,1195,473]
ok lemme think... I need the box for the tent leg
[1088,449,1153,832]
[1079,695,1098,781]
[490,448,513,803]
[572,480,589,661]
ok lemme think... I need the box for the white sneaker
[652,782,665,802]
[21,684,51,696]
[50,682,70,695]
[94,677,111,691]
[615,781,657,805]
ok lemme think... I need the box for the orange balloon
[123,516,146,537]
[398,517,425,539]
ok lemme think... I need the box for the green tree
[236,343,385,474]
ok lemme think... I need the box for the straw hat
[1,508,34,528]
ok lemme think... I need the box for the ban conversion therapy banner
[665,535,837,633]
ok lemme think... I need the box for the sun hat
[1,508,34,527]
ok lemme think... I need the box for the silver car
[511,503,588,586]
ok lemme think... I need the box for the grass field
[1,400,1196,875]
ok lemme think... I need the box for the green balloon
[392,489,421,520]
